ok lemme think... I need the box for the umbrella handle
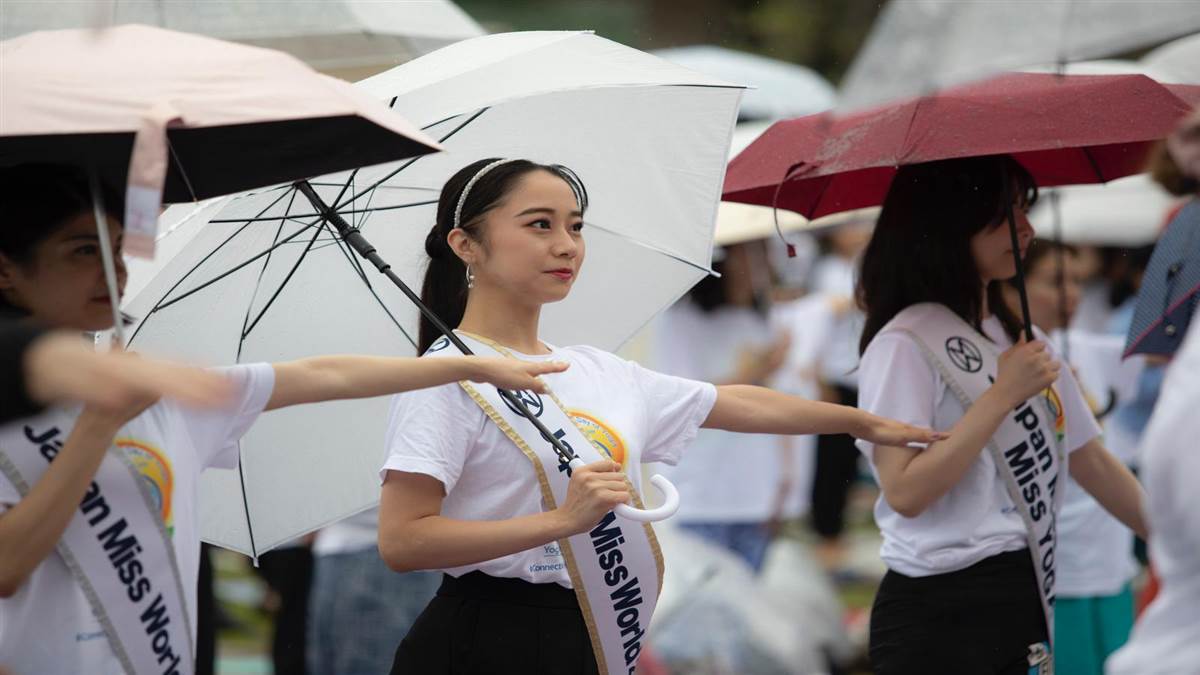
[567,458,681,522]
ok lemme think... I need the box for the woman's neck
[455,286,547,355]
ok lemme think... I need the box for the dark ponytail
[417,158,588,353]
[857,155,1037,354]
[0,164,123,317]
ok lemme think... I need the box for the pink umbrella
[0,23,438,338]
[0,24,439,255]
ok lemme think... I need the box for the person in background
[1002,239,1144,675]
[307,509,440,675]
[653,240,792,572]
[808,218,873,576]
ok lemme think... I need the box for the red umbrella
[723,71,1199,339]
[723,72,1198,219]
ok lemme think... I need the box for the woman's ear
[447,228,478,266]
[0,253,19,292]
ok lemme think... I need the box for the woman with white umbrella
[377,158,944,675]
[0,164,569,675]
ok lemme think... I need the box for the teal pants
[1054,585,1134,675]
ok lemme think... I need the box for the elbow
[377,535,425,574]
[0,572,26,598]
[884,491,929,519]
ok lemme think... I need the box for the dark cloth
[869,549,1049,675]
[391,572,599,675]
[0,319,46,423]
[256,547,314,675]
[810,384,859,539]
[195,544,217,675]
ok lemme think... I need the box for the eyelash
[528,219,585,232]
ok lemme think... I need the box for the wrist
[983,384,1020,411]
[542,508,573,540]
[457,356,483,382]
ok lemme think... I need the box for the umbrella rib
[237,190,301,354]
[127,187,297,344]
[583,220,716,276]
[206,200,440,224]
[241,222,326,339]
[331,107,490,212]
[321,219,418,345]
[1082,147,1106,183]
[147,220,323,314]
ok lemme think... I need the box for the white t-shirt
[856,316,1101,577]
[651,301,784,523]
[811,256,863,388]
[1055,330,1145,597]
[1106,321,1200,675]
[0,364,274,675]
[381,343,717,587]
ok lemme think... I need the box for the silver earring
[465,265,475,290]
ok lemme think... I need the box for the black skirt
[869,549,1049,675]
[390,572,600,675]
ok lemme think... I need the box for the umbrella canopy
[0,0,484,79]
[652,45,835,122]
[0,24,439,204]
[1125,202,1200,357]
[723,72,1197,219]
[839,0,1200,110]
[123,31,743,556]
[1142,32,1200,85]
[1030,174,1178,247]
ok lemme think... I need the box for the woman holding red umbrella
[854,155,1148,674]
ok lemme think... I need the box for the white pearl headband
[453,158,516,229]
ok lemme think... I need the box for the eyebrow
[516,207,584,218]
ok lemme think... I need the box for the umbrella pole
[294,181,580,467]
[89,171,127,345]
[1004,191,1036,343]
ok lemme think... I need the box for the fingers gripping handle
[566,458,681,523]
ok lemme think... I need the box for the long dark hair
[417,158,588,353]
[857,155,1037,354]
[0,164,123,317]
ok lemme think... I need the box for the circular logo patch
[502,388,544,418]
[945,336,983,373]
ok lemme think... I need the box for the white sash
[884,303,1066,645]
[0,414,194,675]
[425,333,664,675]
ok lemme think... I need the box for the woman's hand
[993,338,1060,408]
[466,357,568,393]
[553,460,630,536]
[851,411,948,448]
[75,390,161,440]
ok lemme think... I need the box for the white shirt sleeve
[172,362,276,470]
[380,383,485,493]
[855,333,941,460]
[626,359,717,466]
[1039,329,1103,453]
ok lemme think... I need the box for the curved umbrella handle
[567,459,681,523]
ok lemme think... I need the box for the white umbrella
[652,45,835,121]
[1142,32,1200,84]
[1031,174,1177,247]
[839,0,1200,110]
[0,0,484,78]
[124,31,743,557]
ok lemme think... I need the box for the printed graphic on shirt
[117,438,174,536]
[569,410,627,468]
[1043,387,1066,444]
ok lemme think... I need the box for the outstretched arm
[266,355,567,411]
[702,384,946,447]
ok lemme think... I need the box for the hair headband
[453,158,516,229]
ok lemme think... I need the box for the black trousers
[391,572,599,675]
[256,547,314,675]
[869,549,1048,675]
[811,384,859,539]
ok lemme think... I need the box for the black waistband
[885,549,1034,588]
[437,572,580,609]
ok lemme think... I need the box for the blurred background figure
[807,214,873,578]
[1002,240,1146,675]
[652,240,791,573]
[307,510,440,675]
